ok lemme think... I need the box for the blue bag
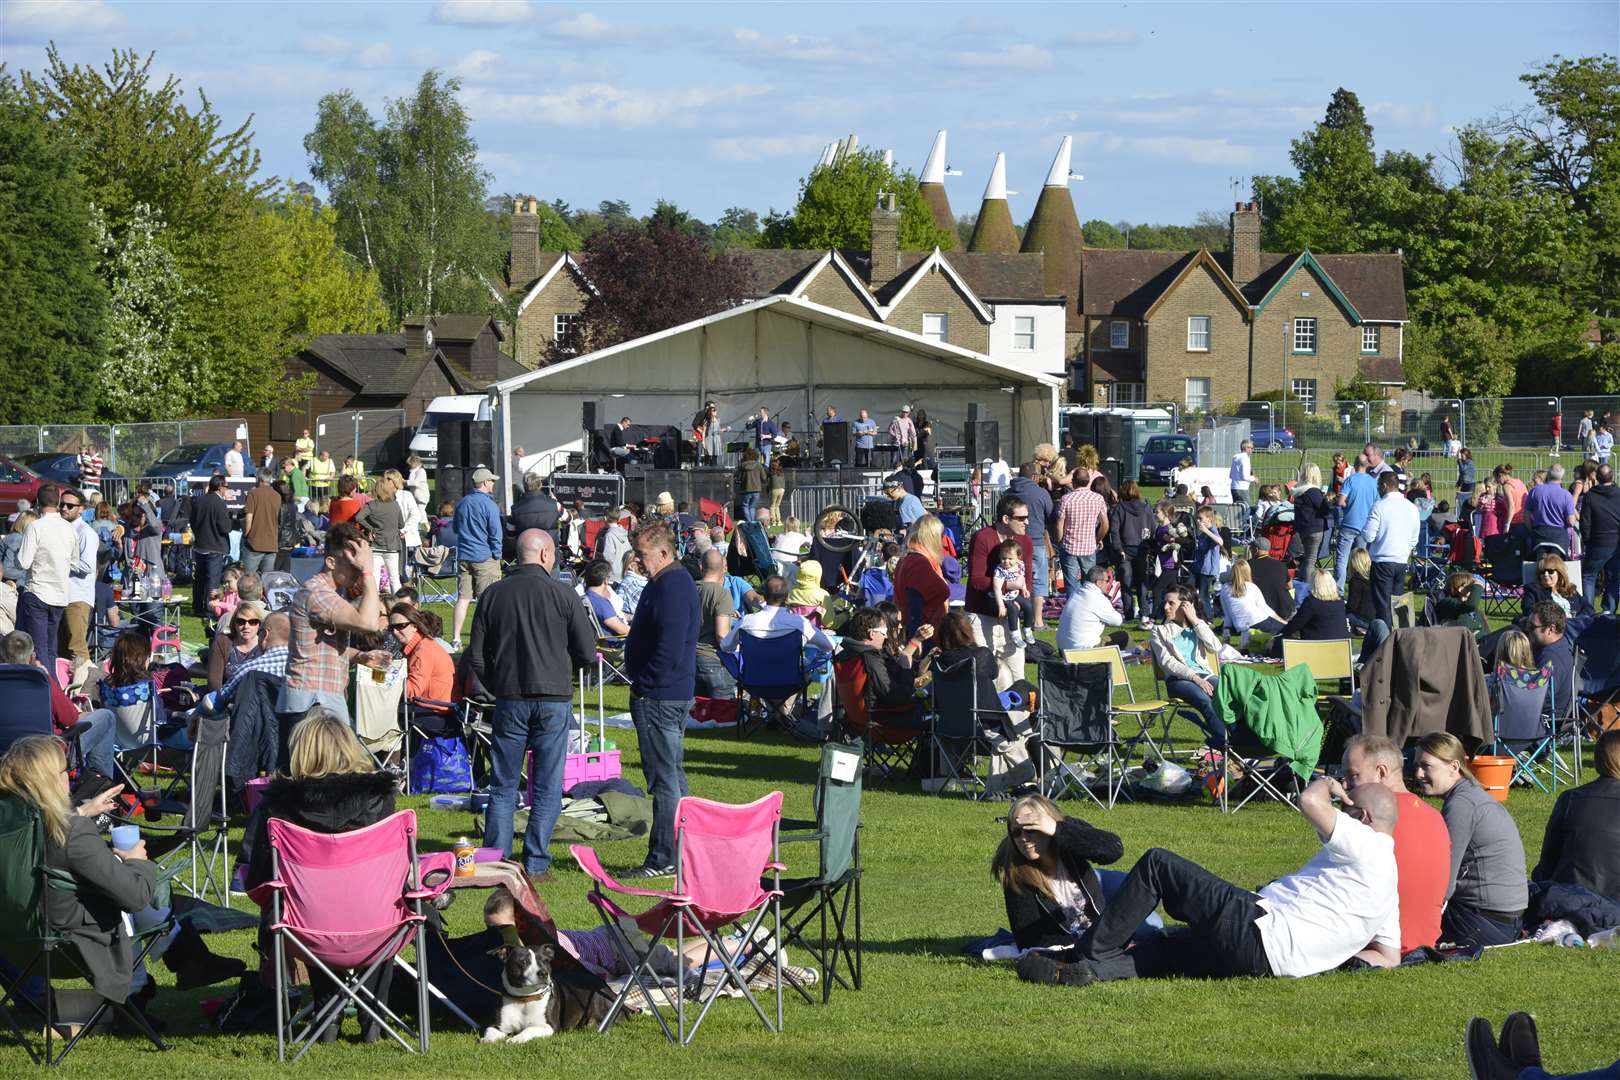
[410,736,472,793]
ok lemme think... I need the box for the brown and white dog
[481,943,556,1044]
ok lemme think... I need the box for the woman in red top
[327,475,366,526]
[892,514,951,637]
[390,603,454,711]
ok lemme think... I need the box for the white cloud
[552,11,613,39]
[947,43,1053,70]
[465,82,771,129]
[1366,100,1438,128]
[1130,136,1254,165]
[298,33,351,57]
[432,0,533,26]
[453,48,503,81]
[726,28,878,66]
[708,133,830,163]
[1057,30,1142,48]
[5,0,124,38]
[356,42,394,68]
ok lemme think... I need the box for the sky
[3,0,1614,229]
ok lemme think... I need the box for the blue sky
[4,0,1614,228]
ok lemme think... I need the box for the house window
[1110,320,1130,350]
[923,312,948,343]
[1291,378,1318,415]
[553,312,583,352]
[1185,377,1211,413]
[1012,315,1036,351]
[1362,325,1380,354]
[1110,382,1145,406]
[1187,316,1211,352]
[1293,317,1317,354]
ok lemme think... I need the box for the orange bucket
[1469,755,1515,802]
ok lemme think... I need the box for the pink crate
[527,749,622,802]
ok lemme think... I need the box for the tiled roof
[432,314,504,342]
[1079,250,1189,317]
[1085,248,1407,322]
[733,249,826,298]
[1359,355,1405,383]
[1312,254,1408,321]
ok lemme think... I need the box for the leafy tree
[713,206,761,250]
[0,73,103,423]
[305,90,383,269]
[550,225,745,361]
[645,199,713,245]
[532,200,581,251]
[94,203,199,419]
[1082,219,1124,248]
[261,188,388,349]
[766,149,954,251]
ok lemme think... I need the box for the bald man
[1022,777,1401,986]
[1344,733,1450,952]
[467,526,595,879]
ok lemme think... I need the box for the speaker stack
[965,421,1000,462]
[821,420,851,465]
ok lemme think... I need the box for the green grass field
[27,602,1620,1079]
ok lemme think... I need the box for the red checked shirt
[1057,488,1106,557]
[286,571,354,695]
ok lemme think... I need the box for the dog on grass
[481,943,556,1044]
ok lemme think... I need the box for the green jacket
[1213,662,1321,780]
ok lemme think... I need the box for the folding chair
[113,713,233,904]
[0,796,169,1065]
[777,743,862,1004]
[924,653,1001,799]
[413,542,458,606]
[1490,663,1573,793]
[1480,532,1527,618]
[1034,660,1123,808]
[1063,646,1178,767]
[1214,667,1318,814]
[583,601,631,690]
[832,655,923,777]
[571,792,785,1045]
[251,810,444,1062]
[398,686,465,795]
[103,679,190,806]
[1281,638,1357,702]
[736,631,813,739]
[0,664,89,767]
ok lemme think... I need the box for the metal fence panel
[1296,400,1372,447]
[1558,397,1620,453]
[110,422,182,480]
[179,418,247,447]
[316,410,408,471]
[1463,396,1559,450]
[39,424,112,457]
[1197,418,1249,469]
[0,425,40,458]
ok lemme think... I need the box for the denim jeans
[239,548,276,577]
[1165,676,1226,744]
[1357,618,1392,667]
[192,551,225,618]
[631,695,691,869]
[75,707,118,779]
[1586,543,1620,612]
[740,492,759,522]
[1441,901,1521,948]
[482,697,571,875]
[275,686,351,726]
[694,652,736,700]
[1333,526,1363,591]
[1297,531,1324,576]
[1059,551,1095,594]
[15,592,62,667]
[1031,542,1050,602]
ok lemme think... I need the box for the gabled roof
[1080,250,1188,317]
[1312,254,1407,321]
[733,249,828,298]
[787,250,884,318]
[877,248,994,323]
[303,332,404,388]
[431,314,504,343]
[1251,250,1362,323]
[515,253,596,316]
[1140,247,1252,322]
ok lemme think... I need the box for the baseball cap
[900,404,912,413]
[470,467,498,484]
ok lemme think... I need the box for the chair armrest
[568,843,686,902]
[413,698,456,712]
[415,852,455,898]
[779,832,824,846]
[60,719,93,744]
[780,816,818,831]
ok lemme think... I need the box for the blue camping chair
[736,631,818,738]
[0,664,89,770]
[1490,663,1574,793]
[858,567,892,607]
[732,520,776,579]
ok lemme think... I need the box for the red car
[0,454,43,515]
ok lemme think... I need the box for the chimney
[404,316,430,366]
[869,191,901,292]
[510,196,540,287]
[1230,200,1260,286]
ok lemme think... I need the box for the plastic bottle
[1558,932,1585,948]
[1589,928,1618,950]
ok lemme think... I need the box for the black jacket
[244,770,397,892]
[1249,555,1295,619]
[1521,581,1595,621]
[1280,595,1349,641]
[1347,574,1378,623]
[277,501,301,551]
[192,491,233,554]
[1533,776,1620,901]
[509,491,560,536]
[1113,498,1154,555]
[468,563,595,699]
[837,638,916,712]
[1002,818,1124,950]
[1581,482,1620,549]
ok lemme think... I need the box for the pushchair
[729,518,776,579]
[1257,505,1295,562]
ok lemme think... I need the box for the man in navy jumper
[451,466,504,649]
[623,521,701,878]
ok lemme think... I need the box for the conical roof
[1020,136,1084,329]
[968,153,1019,253]
[916,129,956,243]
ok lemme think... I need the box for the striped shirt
[1057,488,1106,557]
[286,572,355,695]
[216,644,289,706]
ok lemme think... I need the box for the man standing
[965,494,1034,646]
[1525,462,1577,553]
[1579,464,1620,609]
[1056,470,1108,592]
[1334,457,1378,591]
[282,457,309,513]
[59,488,97,677]
[469,529,595,879]
[450,466,503,650]
[281,521,385,723]
[509,472,560,541]
[750,407,779,468]
[190,475,234,619]
[889,405,917,464]
[76,442,103,495]
[851,408,878,468]
[1360,471,1420,628]
[622,522,700,878]
[886,479,925,528]
[224,440,245,479]
[259,444,278,475]
[295,428,315,466]
[694,549,738,704]
[307,449,336,500]
[1007,463,1054,629]
[1363,442,1390,478]
[1342,734,1450,953]
[1229,438,1255,505]
[241,472,282,576]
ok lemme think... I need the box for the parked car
[20,453,127,493]
[1250,425,1297,451]
[1137,434,1198,484]
[143,443,256,482]
[0,455,43,515]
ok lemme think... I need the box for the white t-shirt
[1255,813,1400,978]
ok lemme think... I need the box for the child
[991,539,1036,646]
[1148,501,1181,625]
[209,566,242,619]
[1254,484,1284,528]
[1192,506,1223,622]
[1199,486,1216,507]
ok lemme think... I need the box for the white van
[410,395,490,466]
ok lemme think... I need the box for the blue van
[1137,434,1197,484]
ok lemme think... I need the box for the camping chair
[777,743,862,1005]
[832,655,923,778]
[583,600,632,690]
[251,810,443,1062]
[924,654,1001,800]
[735,631,820,739]
[1034,659,1125,809]
[398,684,465,795]
[104,679,192,808]
[732,520,776,579]
[1489,662,1569,793]
[0,665,89,768]
[1480,532,1527,617]
[112,713,233,904]
[0,796,169,1065]
[413,542,458,606]
[570,792,785,1045]
[1213,665,1318,814]
[1063,646,1178,768]
[1281,638,1357,706]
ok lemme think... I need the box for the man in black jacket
[1247,541,1296,620]
[469,529,595,879]
[191,474,234,618]
[1579,464,1620,611]
[508,471,561,540]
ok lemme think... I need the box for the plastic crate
[527,748,622,803]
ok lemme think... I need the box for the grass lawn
[29,604,1620,1079]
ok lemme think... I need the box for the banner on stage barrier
[550,472,625,518]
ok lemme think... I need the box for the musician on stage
[851,409,878,468]
[609,416,635,470]
[693,401,728,465]
[750,406,779,468]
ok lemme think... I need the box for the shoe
[1498,1012,1541,1070]
[114,981,167,1036]
[1466,1018,1520,1080]
[528,870,557,884]
[449,640,464,653]
[621,863,676,880]
[163,923,248,991]
[1016,952,1098,987]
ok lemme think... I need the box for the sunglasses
[388,622,411,632]
[1539,568,1558,576]
[1009,515,1030,522]
[1011,824,1043,839]
[236,618,261,626]
[60,501,81,509]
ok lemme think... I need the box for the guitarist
[692,400,728,465]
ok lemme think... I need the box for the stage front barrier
[785,481,884,524]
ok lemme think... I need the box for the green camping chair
[0,796,169,1065]
[775,742,864,1005]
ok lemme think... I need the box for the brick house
[1079,202,1407,415]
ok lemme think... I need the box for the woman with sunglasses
[389,602,453,714]
[992,793,1125,984]
[1520,553,1593,625]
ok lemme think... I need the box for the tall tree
[713,206,761,249]
[261,188,389,349]
[94,203,199,419]
[768,148,954,250]
[304,90,383,270]
[0,73,103,423]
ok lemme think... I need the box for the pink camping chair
[250,809,445,1061]
[571,791,785,1045]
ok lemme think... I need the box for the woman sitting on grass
[1432,569,1488,640]
[1218,558,1286,649]
[1521,553,1593,625]
[993,793,1123,984]
[1267,570,1350,657]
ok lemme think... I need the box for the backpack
[410,736,472,793]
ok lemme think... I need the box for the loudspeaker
[582,400,597,432]
[437,466,468,506]
[860,497,902,534]
[1095,415,1127,462]
[965,420,1000,462]
[967,402,983,423]
[822,420,851,464]
[467,422,494,471]
[439,419,469,469]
